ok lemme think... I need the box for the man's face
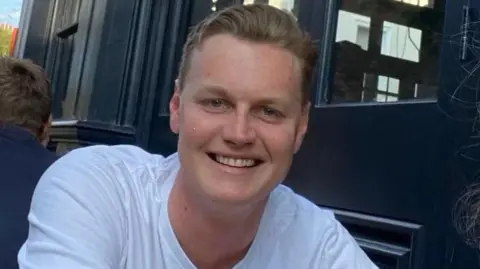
[170,34,310,205]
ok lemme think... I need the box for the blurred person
[0,56,57,269]
[18,4,377,269]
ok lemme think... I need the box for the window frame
[11,0,32,58]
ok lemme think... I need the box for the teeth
[215,155,256,167]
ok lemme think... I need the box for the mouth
[207,153,263,168]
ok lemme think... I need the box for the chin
[198,175,270,208]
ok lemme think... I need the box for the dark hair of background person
[0,56,51,141]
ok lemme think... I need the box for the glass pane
[381,21,422,62]
[250,0,295,11]
[212,0,299,16]
[332,0,442,103]
[0,0,22,56]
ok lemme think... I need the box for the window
[330,0,442,103]
[0,0,22,56]
[336,11,371,51]
[381,21,422,63]
[356,26,370,51]
[376,75,399,102]
[395,0,432,8]
[211,0,298,15]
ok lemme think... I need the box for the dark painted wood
[56,22,79,39]
[45,0,81,119]
[215,0,243,11]
[86,0,141,123]
[20,0,56,66]
[125,0,175,148]
[18,0,194,152]
[50,120,136,145]
[49,120,136,154]
[298,0,337,104]
[286,102,458,269]
[441,0,480,267]
[144,0,198,151]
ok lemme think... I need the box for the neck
[168,173,267,269]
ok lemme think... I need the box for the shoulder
[37,146,58,168]
[37,145,179,204]
[269,185,335,221]
[269,185,339,238]
[268,185,377,268]
[49,144,177,180]
[18,145,177,268]
[58,144,164,168]
[0,137,56,182]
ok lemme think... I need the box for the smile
[208,153,262,168]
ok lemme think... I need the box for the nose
[222,111,256,147]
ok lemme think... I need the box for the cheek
[179,105,218,146]
[258,125,298,158]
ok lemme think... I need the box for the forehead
[184,34,302,102]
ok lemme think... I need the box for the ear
[169,79,181,134]
[294,102,310,153]
[40,114,53,147]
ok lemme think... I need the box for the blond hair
[178,3,318,104]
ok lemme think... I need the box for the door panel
[287,102,446,269]
[288,102,444,222]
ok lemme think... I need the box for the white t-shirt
[18,145,378,269]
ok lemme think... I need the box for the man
[0,57,57,269]
[18,4,378,269]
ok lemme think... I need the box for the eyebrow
[200,85,230,97]
[198,83,301,107]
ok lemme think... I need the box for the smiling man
[18,4,378,269]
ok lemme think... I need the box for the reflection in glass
[381,21,422,62]
[395,0,432,8]
[336,11,371,51]
[212,0,298,15]
[332,0,442,103]
[0,0,22,56]
[0,25,16,56]
[376,75,399,102]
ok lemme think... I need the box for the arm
[18,147,126,269]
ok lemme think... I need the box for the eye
[207,99,224,108]
[260,106,284,121]
[201,98,230,112]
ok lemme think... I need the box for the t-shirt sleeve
[318,213,379,269]
[17,146,127,269]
